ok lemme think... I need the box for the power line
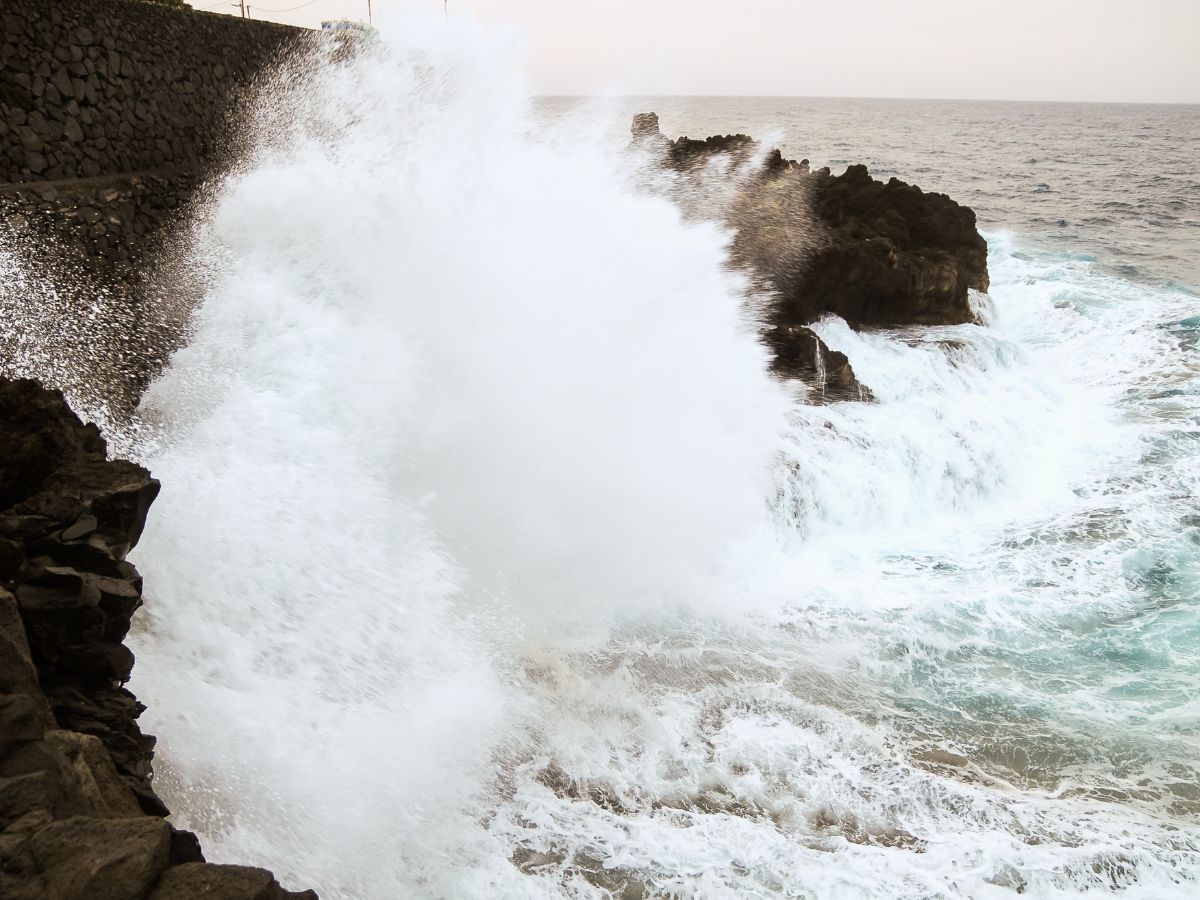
[248,0,323,12]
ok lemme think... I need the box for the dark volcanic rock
[793,162,990,328]
[633,114,990,398]
[771,326,872,402]
[0,377,316,898]
[0,379,107,509]
[668,132,794,176]
[1,816,172,900]
[631,111,668,147]
[150,863,318,900]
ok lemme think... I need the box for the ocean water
[4,15,1199,900]
[576,96,1200,291]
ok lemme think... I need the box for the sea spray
[128,16,791,896]
[0,215,199,443]
[0,238,134,432]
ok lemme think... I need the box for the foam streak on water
[95,18,1200,900]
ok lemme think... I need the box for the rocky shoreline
[634,112,990,399]
[0,105,993,895]
[0,377,315,899]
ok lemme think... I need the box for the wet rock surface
[0,171,202,284]
[0,377,316,899]
[770,326,873,402]
[794,161,990,328]
[634,113,990,399]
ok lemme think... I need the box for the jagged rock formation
[0,377,315,899]
[633,114,990,399]
[794,162,990,328]
[770,326,872,402]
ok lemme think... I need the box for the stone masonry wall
[0,0,303,184]
[0,8,319,894]
[1,171,202,273]
[1,1,310,399]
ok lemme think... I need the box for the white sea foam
[127,16,792,896]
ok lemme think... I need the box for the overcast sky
[200,0,1200,102]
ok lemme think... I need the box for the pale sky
[194,0,1200,103]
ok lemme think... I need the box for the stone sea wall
[0,0,306,279]
[0,0,300,183]
[0,0,312,406]
[1,171,202,277]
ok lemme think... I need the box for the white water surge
[129,18,789,896]
[105,15,1200,900]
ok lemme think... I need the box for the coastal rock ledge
[633,112,990,399]
[0,377,316,900]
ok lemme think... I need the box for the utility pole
[367,0,373,25]
[238,0,247,18]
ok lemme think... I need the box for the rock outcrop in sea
[633,112,990,399]
[0,377,315,899]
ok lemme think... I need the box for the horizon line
[535,93,1200,107]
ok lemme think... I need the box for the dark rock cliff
[0,377,315,899]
